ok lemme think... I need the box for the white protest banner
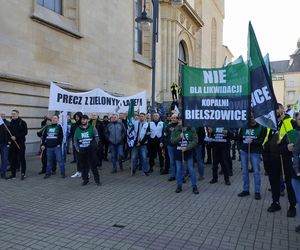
[48,82,147,113]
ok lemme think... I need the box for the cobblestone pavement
[0,155,299,250]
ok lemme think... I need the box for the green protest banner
[182,58,250,128]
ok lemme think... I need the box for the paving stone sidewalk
[0,155,299,250]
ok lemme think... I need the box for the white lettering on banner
[185,109,247,121]
[203,70,226,84]
[251,86,271,107]
[202,99,229,107]
[189,86,242,94]
[49,82,147,113]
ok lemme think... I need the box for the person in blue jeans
[131,113,150,176]
[105,114,126,173]
[164,113,178,181]
[237,113,267,200]
[171,116,199,194]
[41,115,65,179]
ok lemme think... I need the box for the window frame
[133,0,151,68]
[31,0,83,39]
[37,0,63,15]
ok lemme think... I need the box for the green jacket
[171,125,198,151]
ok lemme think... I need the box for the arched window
[179,41,188,65]
[211,18,217,67]
[134,0,143,54]
[178,41,188,86]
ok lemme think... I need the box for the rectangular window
[135,0,143,54]
[288,91,295,101]
[37,0,62,15]
[287,80,295,87]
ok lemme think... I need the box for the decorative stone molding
[186,20,191,30]
[192,25,197,35]
[180,13,185,24]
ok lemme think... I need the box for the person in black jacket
[41,115,65,179]
[102,115,109,161]
[89,113,105,168]
[264,103,297,216]
[195,127,206,180]
[74,115,100,186]
[37,118,56,175]
[0,112,10,179]
[7,110,28,180]
[208,127,232,185]
[70,112,82,177]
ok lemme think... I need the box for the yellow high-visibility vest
[263,128,270,146]
[279,118,293,141]
[263,118,293,145]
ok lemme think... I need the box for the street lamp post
[135,0,183,113]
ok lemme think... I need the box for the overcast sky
[223,0,300,62]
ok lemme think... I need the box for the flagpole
[248,140,251,171]
[280,155,285,182]
[3,122,20,149]
[279,117,291,183]
[181,127,185,165]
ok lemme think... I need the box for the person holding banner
[105,114,126,173]
[7,110,28,180]
[237,113,267,200]
[208,127,232,186]
[171,115,199,194]
[74,115,100,186]
[264,103,297,216]
[0,112,10,179]
[42,115,65,179]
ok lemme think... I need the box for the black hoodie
[9,117,28,144]
[70,112,83,140]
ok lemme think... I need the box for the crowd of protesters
[0,102,300,233]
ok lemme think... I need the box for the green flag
[127,99,135,147]
[248,21,277,130]
[127,99,135,128]
[181,57,250,128]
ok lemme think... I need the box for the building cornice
[182,0,204,28]
[213,0,225,19]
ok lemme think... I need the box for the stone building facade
[0,0,225,153]
[271,38,300,108]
